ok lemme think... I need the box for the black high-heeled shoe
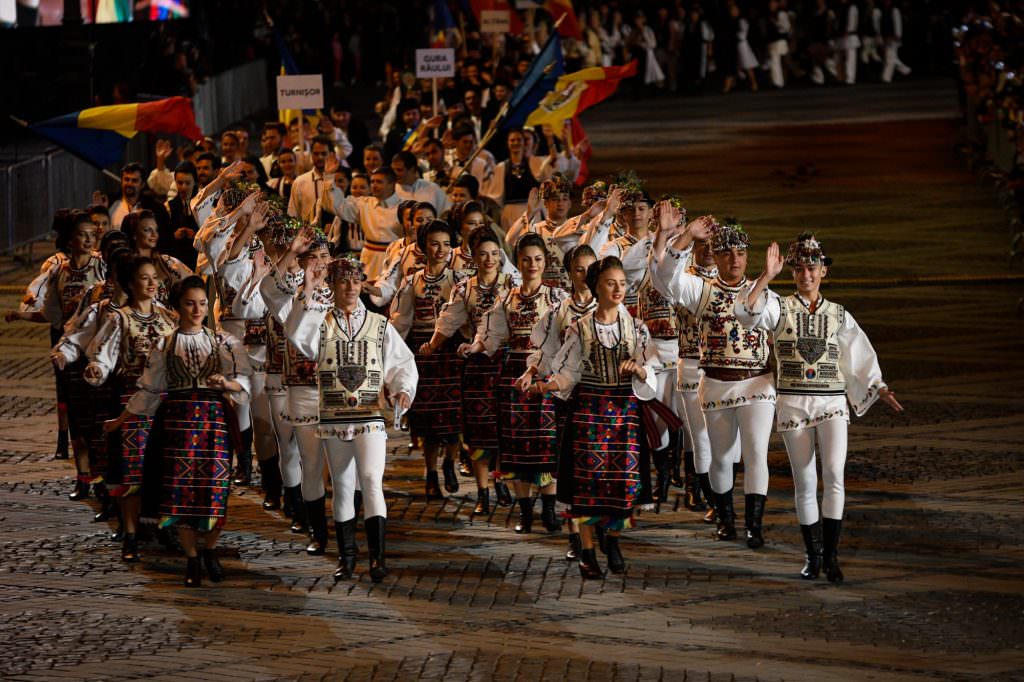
[424,471,443,499]
[201,548,225,582]
[68,480,89,501]
[540,494,560,532]
[493,479,512,507]
[441,458,460,494]
[184,556,202,587]
[565,532,582,561]
[605,535,626,574]
[578,548,604,580]
[473,488,490,516]
[121,533,140,562]
[514,497,533,534]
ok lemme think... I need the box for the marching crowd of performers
[5,164,903,588]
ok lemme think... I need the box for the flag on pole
[544,0,582,39]
[272,26,318,128]
[525,60,637,136]
[502,31,564,130]
[28,97,202,169]
[431,0,458,47]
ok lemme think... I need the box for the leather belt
[702,367,771,382]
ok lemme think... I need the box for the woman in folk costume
[535,256,658,578]
[285,254,417,583]
[121,210,193,305]
[449,200,519,280]
[736,234,902,583]
[261,228,335,553]
[365,200,424,309]
[516,243,597,560]
[85,256,176,561]
[8,210,104,499]
[390,219,465,498]
[107,275,251,587]
[650,205,775,550]
[461,233,569,534]
[422,227,518,515]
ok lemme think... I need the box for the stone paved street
[1,80,1022,681]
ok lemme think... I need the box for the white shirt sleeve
[388,275,416,338]
[126,337,168,417]
[734,284,783,333]
[838,311,886,417]
[650,244,703,312]
[217,331,253,405]
[260,267,298,325]
[382,322,418,411]
[474,292,510,356]
[83,309,123,386]
[283,286,333,360]
[53,301,102,364]
[526,305,561,376]
[434,282,470,339]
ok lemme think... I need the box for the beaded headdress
[709,222,750,253]
[785,232,833,266]
[539,173,572,201]
[581,180,608,208]
[610,170,650,209]
[652,194,686,228]
[328,254,366,282]
[221,180,261,211]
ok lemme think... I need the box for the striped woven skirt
[141,389,237,531]
[557,383,642,527]
[407,330,463,443]
[86,381,117,482]
[104,376,152,497]
[61,359,95,443]
[497,352,558,478]
[461,350,503,460]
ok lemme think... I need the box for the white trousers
[767,40,787,88]
[843,47,858,84]
[236,371,278,462]
[781,418,848,524]
[705,402,775,495]
[882,44,911,82]
[269,390,302,488]
[652,370,679,450]
[295,424,327,501]
[324,432,388,522]
[675,389,715,474]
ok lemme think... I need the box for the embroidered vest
[540,232,571,291]
[57,256,105,324]
[265,316,286,375]
[317,311,387,424]
[775,296,847,395]
[115,307,175,380]
[165,328,223,391]
[577,313,637,388]
[695,279,770,370]
[505,285,559,353]
[610,233,644,316]
[412,269,460,335]
[555,297,597,342]
[677,265,715,360]
[637,274,680,339]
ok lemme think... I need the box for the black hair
[116,255,155,301]
[54,209,93,254]
[452,124,475,141]
[121,161,145,178]
[363,142,383,155]
[392,150,419,173]
[417,219,460,253]
[447,200,484,234]
[397,199,419,225]
[563,243,597,279]
[311,134,335,152]
[372,166,397,184]
[515,232,547,264]
[244,155,270,189]
[220,130,240,144]
[586,256,625,298]
[100,229,129,260]
[468,226,501,253]
[196,151,220,168]
[263,121,287,136]
[105,246,134,283]
[412,201,438,223]
[122,209,158,251]
[168,274,207,312]
[87,203,110,218]
[452,174,480,199]
[173,161,200,197]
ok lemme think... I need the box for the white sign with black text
[415,48,456,79]
[276,74,324,110]
[480,10,511,33]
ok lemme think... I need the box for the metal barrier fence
[193,59,270,137]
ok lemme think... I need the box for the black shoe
[683,452,706,511]
[365,516,388,583]
[54,430,70,460]
[458,450,472,477]
[715,489,737,541]
[514,497,533,534]
[652,448,671,503]
[540,494,560,532]
[578,548,604,580]
[155,526,177,550]
[605,535,625,574]
[595,525,608,555]
[333,519,358,582]
[232,428,253,485]
[68,480,89,501]
[744,493,767,549]
[121,533,140,562]
[425,471,443,499]
[698,473,717,523]
[305,496,329,555]
[566,532,582,561]
[822,517,844,584]
[493,479,512,507]
[800,521,823,580]
[184,556,202,587]
[110,524,124,542]
[93,492,116,522]
[441,457,460,494]
[284,486,308,533]
[259,455,283,510]
[473,488,490,516]
[670,440,686,489]
[201,548,225,582]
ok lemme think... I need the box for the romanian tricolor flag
[525,61,637,136]
[28,97,202,169]
[545,0,582,39]
[431,0,458,47]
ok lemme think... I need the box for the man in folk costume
[285,254,417,583]
[599,175,657,317]
[650,205,775,549]
[736,234,903,583]
[504,173,582,292]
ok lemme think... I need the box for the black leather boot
[670,433,685,489]
[514,497,533,534]
[284,486,308,533]
[305,496,329,555]
[540,494,560,532]
[683,452,706,511]
[68,478,89,501]
[715,489,737,541]
[652,448,671,503]
[441,457,460,494]
[55,429,70,460]
[473,488,490,516]
[259,455,283,510]
[578,548,604,580]
[232,428,253,485]
[800,521,823,579]
[605,534,626,574]
[202,548,225,582]
[121,533,140,562]
[493,478,512,507]
[565,532,581,561]
[744,493,767,549]
[458,449,472,476]
[425,470,443,499]
[353,490,363,518]
[93,484,116,521]
[698,473,716,523]
[822,517,844,584]
[365,515,388,583]
[595,525,608,554]
[184,556,202,587]
[333,519,358,581]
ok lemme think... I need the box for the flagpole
[10,116,122,182]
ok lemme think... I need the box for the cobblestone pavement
[1,81,1022,681]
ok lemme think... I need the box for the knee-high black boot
[698,473,716,523]
[652,448,672,503]
[333,519,358,581]
[670,429,685,488]
[259,455,283,510]
[232,428,253,485]
[800,521,822,579]
[683,451,706,511]
[365,515,388,583]
[715,489,737,541]
[305,496,328,555]
[284,485,308,533]
[822,517,844,584]
[744,493,767,548]
[514,497,533,534]
[541,494,560,532]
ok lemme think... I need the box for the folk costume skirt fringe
[407,330,463,444]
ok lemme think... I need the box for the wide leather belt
[702,367,771,382]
